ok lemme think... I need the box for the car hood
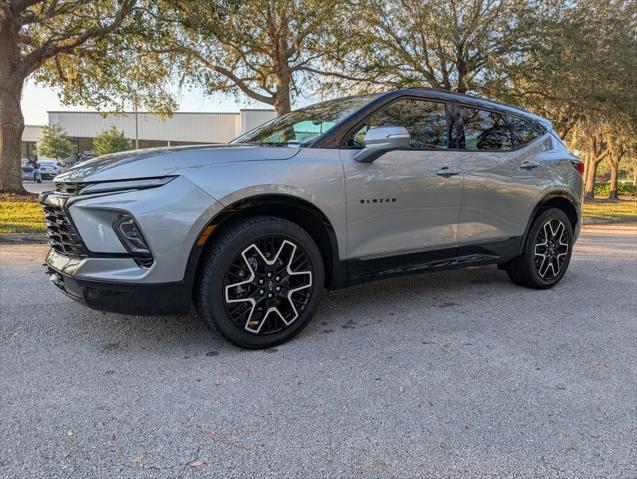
[54,144,300,183]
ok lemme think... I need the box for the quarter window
[347,99,449,149]
[459,107,512,151]
[507,115,541,147]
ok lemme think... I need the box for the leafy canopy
[17,0,178,113]
[161,0,347,114]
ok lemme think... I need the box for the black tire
[194,215,324,349]
[506,208,574,289]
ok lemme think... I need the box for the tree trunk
[272,70,291,116]
[0,5,27,194]
[0,80,26,194]
[608,163,619,200]
[456,60,469,93]
[583,158,599,201]
[273,92,291,116]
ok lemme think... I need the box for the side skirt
[345,237,521,287]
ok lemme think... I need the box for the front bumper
[39,176,225,315]
[47,266,191,315]
[40,176,223,284]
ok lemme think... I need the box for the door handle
[520,160,540,170]
[436,167,460,177]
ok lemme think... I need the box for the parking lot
[1,223,636,478]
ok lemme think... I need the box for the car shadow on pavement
[81,265,512,356]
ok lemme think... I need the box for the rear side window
[507,115,541,147]
[347,99,449,149]
[458,107,512,151]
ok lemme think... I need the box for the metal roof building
[21,109,276,161]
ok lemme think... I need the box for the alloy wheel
[534,218,569,280]
[223,236,313,335]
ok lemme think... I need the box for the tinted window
[507,115,541,147]
[459,108,512,150]
[233,94,380,146]
[348,99,449,149]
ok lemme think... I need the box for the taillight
[572,160,585,176]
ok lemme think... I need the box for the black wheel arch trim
[185,194,346,296]
[519,191,580,255]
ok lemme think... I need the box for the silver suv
[41,89,583,348]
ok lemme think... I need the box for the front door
[341,98,463,261]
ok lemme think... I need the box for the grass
[581,198,637,223]
[0,194,45,234]
[0,193,636,236]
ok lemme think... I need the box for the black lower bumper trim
[48,271,191,315]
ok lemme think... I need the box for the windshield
[232,94,380,146]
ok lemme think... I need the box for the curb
[0,233,47,244]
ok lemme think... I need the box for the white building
[21,125,43,160]
[21,109,276,160]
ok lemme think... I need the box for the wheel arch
[519,191,580,255]
[185,194,346,293]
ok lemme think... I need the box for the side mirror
[354,126,410,163]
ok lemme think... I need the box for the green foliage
[329,0,537,94]
[166,0,347,113]
[36,125,73,161]
[594,183,636,198]
[93,127,132,155]
[25,1,178,114]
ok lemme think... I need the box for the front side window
[459,108,512,151]
[232,94,380,146]
[507,115,541,147]
[347,99,449,149]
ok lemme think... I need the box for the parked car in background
[37,159,62,180]
[21,163,41,183]
[41,88,584,349]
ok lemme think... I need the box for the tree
[324,0,538,95]
[606,124,636,200]
[499,0,636,198]
[163,0,345,115]
[36,124,73,160]
[0,1,175,194]
[92,126,131,155]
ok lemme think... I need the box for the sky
[21,80,318,126]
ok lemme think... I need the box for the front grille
[43,205,87,257]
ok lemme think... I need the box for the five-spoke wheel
[505,208,574,289]
[195,216,324,349]
[533,218,569,280]
[224,238,313,335]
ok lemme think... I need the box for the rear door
[341,98,462,260]
[456,106,547,246]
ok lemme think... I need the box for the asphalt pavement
[1,223,636,478]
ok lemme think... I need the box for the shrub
[594,182,636,197]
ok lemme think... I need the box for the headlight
[80,176,176,195]
[112,214,151,255]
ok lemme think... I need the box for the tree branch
[10,0,43,14]
[148,45,274,105]
[20,0,135,76]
